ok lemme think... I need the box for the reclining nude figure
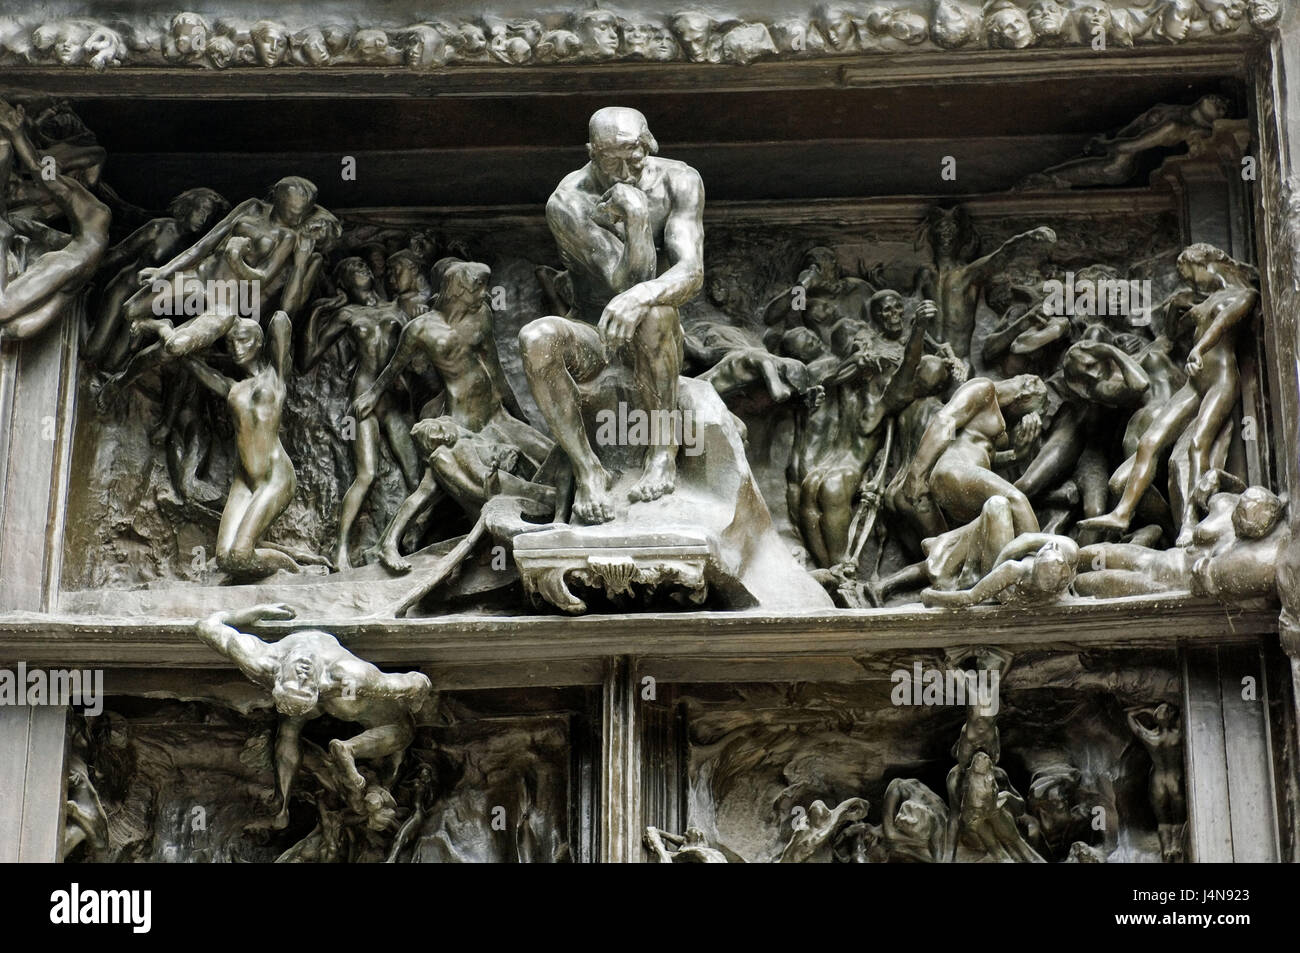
[518,106,705,523]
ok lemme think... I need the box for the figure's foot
[629,451,676,504]
[1077,512,1131,535]
[572,464,616,524]
[334,547,351,572]
[376,543,412,574]
[328,739,366,792]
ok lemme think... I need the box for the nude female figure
[301,257,421,569]
[1080,243,1257,542]
[101,175,322,400]
[0,100,111,341]
[84,187,229,370]
[897,374,1047,540]
[185,311,311,579]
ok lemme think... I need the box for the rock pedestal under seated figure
[512,376,832,614]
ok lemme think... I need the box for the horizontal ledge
[340,189,1179,229]
[0,46,1256,97]
[0,595,1278,670]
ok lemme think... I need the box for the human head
[1192,93,1231,125]
[587,107,657,188]
[1027,764,1081,830]
[50,22,90,65]
[226,317,264,367]
[334,257,374,297]
[437,260,491,310]
[268,175,316,226]
[798,246,841,289]
[403,24,446,68]
[1030,539,1076,595]
[924,205,975,259]
[386,249,422,295]
[1232,486,1285,539]
[782,326,824,362]
[986,1,1035,48]
[621,20,656,58]
[412,416,460,455]
[1001,373,1048,416]
[169,187,229,235]
[671,12,713,61]
[1028,0,1068,40]
[169,12,210,57]
[895,797,937,839]
[206,34,237,68]
[271,642,321,716]
[292,27,331,65]
[575,11,620,57]
[869,289,905,337]
[649,26,680,60]
[1176,242,1256,291]
[352,28,392,63]
[250,20,289,66]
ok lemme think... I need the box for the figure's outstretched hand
[250,602,296,622]
[352,388,379,420]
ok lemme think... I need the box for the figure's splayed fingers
[572,464,616,524]
[629,450,676,504]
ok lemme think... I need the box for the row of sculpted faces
[0,0,1280,72]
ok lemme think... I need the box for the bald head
[587,107,658,186]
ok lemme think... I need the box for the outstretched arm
[195,604,295,683]
[184,357,234,398]
[146,198,259,282]
[964,227,1056,285]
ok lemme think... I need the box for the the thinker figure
[196,603,432,830]
[519,107,704,523]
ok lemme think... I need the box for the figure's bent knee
[519,316,565,366]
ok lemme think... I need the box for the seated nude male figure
[518,106,705,524]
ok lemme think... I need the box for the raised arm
[268,309,293,380]
[184,357,233,398]
[905,379,992,482]
[298,293,348,371]
[964,226,1056,285]
[195,603,295,684]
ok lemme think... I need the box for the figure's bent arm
[196,610,278,682]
